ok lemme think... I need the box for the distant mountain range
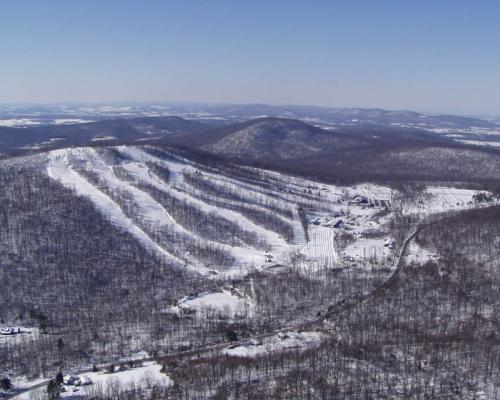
[0,116,207,154]
[166,116,500,185]
[1,103,499,187]
[1,102,498,129]
[163,103,497,130]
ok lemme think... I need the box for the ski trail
[86,148,271,268]
[117,146,291,248]
[46,149,186,268]
[131,146,301,220]
[300,226,338,269]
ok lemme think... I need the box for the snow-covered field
[45,146,345,275]
[174,289,253,317]
[301,226,338,268]
[401,186,481,216]
[52,119,92,125]
[48,147,300,274]
[47,148,186,268]
[15,360,171,399]
[0,118,91,127]
[343,238,392,266]
[405,242,439,265]
[429,127,500,137]
[45,145,494,279]
[427,187,477,208]
[0,118,41,127]
[0,326,38,345]
[91,136,117,141]
[223,330,327,358]
[460,139,500,147]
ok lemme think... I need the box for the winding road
[4,222,429,399]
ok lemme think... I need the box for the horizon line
[0,100,497,119]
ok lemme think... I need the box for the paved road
[319,222,429,322]
[4,223,427,399]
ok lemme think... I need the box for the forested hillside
[0,144,498,399]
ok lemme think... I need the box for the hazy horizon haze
[1,0,499,115]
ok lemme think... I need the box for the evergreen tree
[0,377,12,391]
[47,379,61,400]
[55,371,64,385]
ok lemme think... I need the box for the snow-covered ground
[401,186,482,216]
[118,146,296,246]
[405,242,439,265]
[49,147,297,275]
[0,326,38,345]
[301,226,338,268]
[460,140,500,147]
[45,145,495,278]
[47,148,186,268]
[5,377,47,399]
[343,237,392,267]
[0,118,41,127]
[429,127,500,137]
[0,118,91,127]
[15,360,171,399]
[118,147,287,263]
[174,289,253,317]
[62,362,171,398]
[91,136,117,141]
[53,119,92,125]
[427,186,477,208]
[222,330,327,358]
[47,146,349,276]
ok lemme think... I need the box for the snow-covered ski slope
[46,145,492,277]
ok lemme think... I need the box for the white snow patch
[460,139,500,147]
[406,242,439,265]
[342,238,392,266]
[92,136,117,141]
[176,290,252,316]
[223,331,327,358]
[301,226,338,268]
[53,119,92,125]
[15,361,171,399]
[0,118,41,127]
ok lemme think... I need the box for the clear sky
[1,0,499,115]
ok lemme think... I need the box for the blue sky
[1,0,499,114]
